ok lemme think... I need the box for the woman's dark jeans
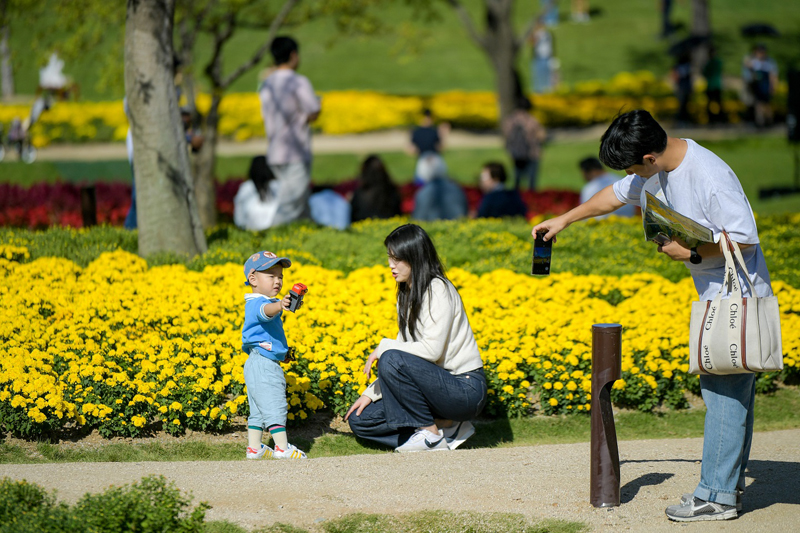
[348,349,487,448]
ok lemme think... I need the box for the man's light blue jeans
[694,373,756,506]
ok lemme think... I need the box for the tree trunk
[691,0,711,72]
[124,0,207,258]
[483,1,520,123]
[0,22,13,99]
[193,91,220,228]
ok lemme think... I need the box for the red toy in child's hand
[288,283,307,312]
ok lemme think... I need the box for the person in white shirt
[578,157,636,219]
[533,110,773,523]
[233,155,279,231]
[345,224,487,452]
[258,36,321,226]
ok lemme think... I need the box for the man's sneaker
[441,420,475,450]
[666,496,737,522]
[395,428,448,453]
[246,444,273,459]
[273,443,307,459]
[681,491,742,512]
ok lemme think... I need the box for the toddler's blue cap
[244,251,291,285]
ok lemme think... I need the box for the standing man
[259,36,321,226]
[533,110,773,522]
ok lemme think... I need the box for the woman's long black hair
[384,224,447,342]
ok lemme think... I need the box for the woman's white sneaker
[441,420,475,450]
[395,428,448,452]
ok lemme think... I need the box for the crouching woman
[345,224,487,452]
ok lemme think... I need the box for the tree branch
[447,0,487,51]
[516,12,538,51]
[204,11,237,87]
[220,0,300,89]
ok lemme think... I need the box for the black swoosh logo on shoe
[424,438,443,449]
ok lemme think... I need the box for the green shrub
[0,476,208,533]
[3,215,800,287]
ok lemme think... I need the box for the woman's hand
[363,349,379,379]
[344,395,372,421]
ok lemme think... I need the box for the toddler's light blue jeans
[243,350,288,429]
[694,373,756,506]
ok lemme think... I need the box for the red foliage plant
[0,180,579,229]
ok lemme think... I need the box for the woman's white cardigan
[363,277,483,401]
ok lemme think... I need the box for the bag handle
[721,232,757,297]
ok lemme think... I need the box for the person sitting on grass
[476,161,528,218]
[411,153,467,221]
[345,224,487,452]
[242,251,307,460]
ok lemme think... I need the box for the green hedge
[0,476,208,533]
[2,215,799,286]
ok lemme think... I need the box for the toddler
[242,251,307,459]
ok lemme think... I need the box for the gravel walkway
[3,429,799,532]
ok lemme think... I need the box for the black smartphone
[532,232,552,275]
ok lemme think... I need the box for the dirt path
[2,428,799,532]
[33,125,781,161]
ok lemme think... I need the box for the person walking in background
[703,46,724,125]
[540,0,559,27]
[743,43,779,128]
[233,155,279,231]
[529,18,555,94]
[672,52,693,126]
[578,157,635,219]
[350,154,402,223]
[571,0,589,23]
[502,96,547,191]
[476,161,528,219]
[259,36,321,226]
[534,109,774,522]
[412,153,467,221]
[409,109,448,157]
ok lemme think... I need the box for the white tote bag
[688,233,783,375]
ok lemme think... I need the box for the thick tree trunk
[193,92,220,228]
[484,1,520,123]
[0,22,13,99]
[691,0,711,71]
[124,0,207,257]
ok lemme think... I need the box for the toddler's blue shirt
[242,293,288,361]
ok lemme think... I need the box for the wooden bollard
[590,323,622,508]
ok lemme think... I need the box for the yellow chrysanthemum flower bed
[5,71,765,147]
[1,249,798,438]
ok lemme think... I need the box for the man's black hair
[270,36,298,65]
[598,110,667,170]
[578,157,604,173]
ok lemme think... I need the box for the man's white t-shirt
[259,69,320,165]
[612,139,772,301]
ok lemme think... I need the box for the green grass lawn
[6,0,799,100]
[4,133,800,214]
[2,386,798,465]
